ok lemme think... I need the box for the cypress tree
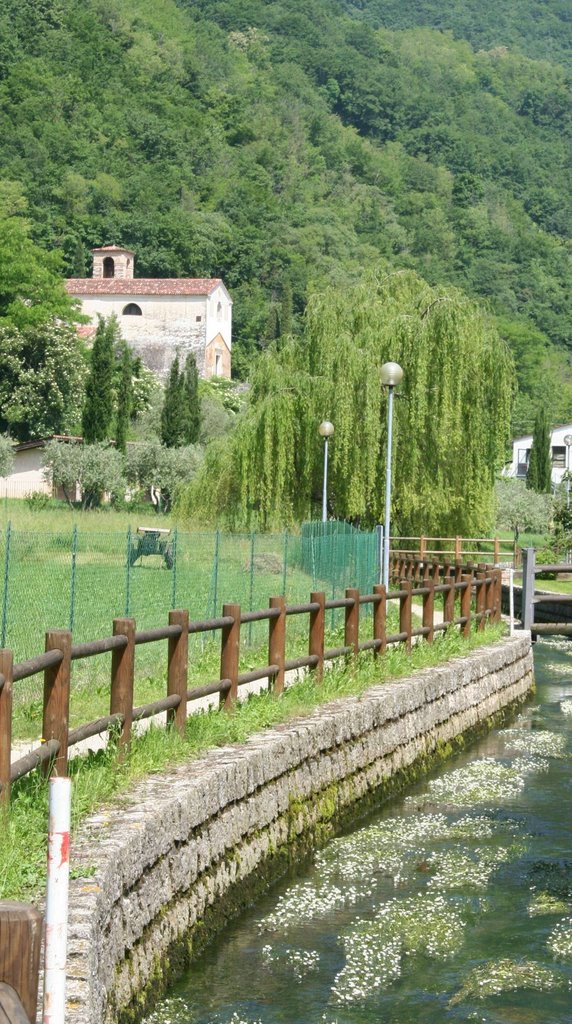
[82,316,116,443]
[115,342,133,455]
[182,352,201,444]
[161,358,185,447]
[527,406,552,493]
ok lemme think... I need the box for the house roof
[14,435,82,452]
[66,278,223,297]
[91,245,135,254]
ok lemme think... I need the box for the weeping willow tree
[178,270,514,535]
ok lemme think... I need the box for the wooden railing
[0,563,503,809]
[391,536,508,564]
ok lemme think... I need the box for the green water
[145,640,572,1024]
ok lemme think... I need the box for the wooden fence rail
[0,559,503,809]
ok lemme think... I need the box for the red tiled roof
[91,245,135,253]
[77,325,97,338]
[66,278,223,296]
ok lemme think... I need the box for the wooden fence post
[373,584,386,658]
[345,588,360,660]
[432,559,441,584]
[419,535,427,561]
[110,618,135,755]
[220,603,240,710]
[309,592,325,683]
[42,630,72,777]
[443,575,455,628]
[0,650,13,808]
[455,535,462,561]
[423,578,435,644]
[486,565,496,623]
[476,565,486,631]
[400,579,412,653]
[269,596,286,695]
[167,609,189,735]
[0,901,42,1024]
[461,574,472,637]
[494,568,503,624]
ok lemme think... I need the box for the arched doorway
[103,257,115,278]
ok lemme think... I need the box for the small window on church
[196,315,202,322]
[217,301,222,314]
[103,257,115,278]
[122,303,142,316]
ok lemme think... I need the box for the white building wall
[505,423,572,486]
[0,448,51,498]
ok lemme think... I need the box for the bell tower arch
[91,246,135,280]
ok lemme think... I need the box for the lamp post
[564,434,572,509]
[380,362,404,588]
[318,421,334,523]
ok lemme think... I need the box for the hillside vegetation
[0,0,571,429]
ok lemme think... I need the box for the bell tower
[91,245,135,280]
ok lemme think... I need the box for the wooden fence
[392,536,509,564]
[0,558,503,810]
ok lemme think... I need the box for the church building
[66,246,232,379]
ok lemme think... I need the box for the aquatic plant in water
[427,844,524,891]
[261,944,320,979]
[330,893,465,1004]
[528,891,571,917]
[449,959,567,1005]
[548,917,572,961]
[560,700,572,715]
[419,756,549,807]
[499,728,567,758]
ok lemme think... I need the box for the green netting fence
[0,521,382,668]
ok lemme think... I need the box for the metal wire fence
[0,522,382,673]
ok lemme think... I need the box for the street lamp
[564,434,572,509]
[318,420,334,523]
[380,362,404,588]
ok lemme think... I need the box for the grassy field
[0,504,381,723]
[1,621,506,903]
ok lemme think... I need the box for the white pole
[322,436,329,523]
[382,384,395,589]
[509,566,515,636]
[43,776,72,1024]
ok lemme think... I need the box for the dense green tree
[182,353,201,445]
[526,407,552,493]
[0,321,87,440]
[0,436,14,478]
[178,270,514,533]
[161,354,203,447]
[82,317,117,444]
[115,342,133,455]
[0,183,76,329]
[160,359,185,448]
[0,0,571,427]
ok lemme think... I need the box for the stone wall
[65,634,533,1024]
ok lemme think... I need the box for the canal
[145,640,572,1024]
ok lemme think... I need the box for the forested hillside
[0,0,571,430]
[345,0,572,68]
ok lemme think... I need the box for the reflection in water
[145,639,572,1024]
